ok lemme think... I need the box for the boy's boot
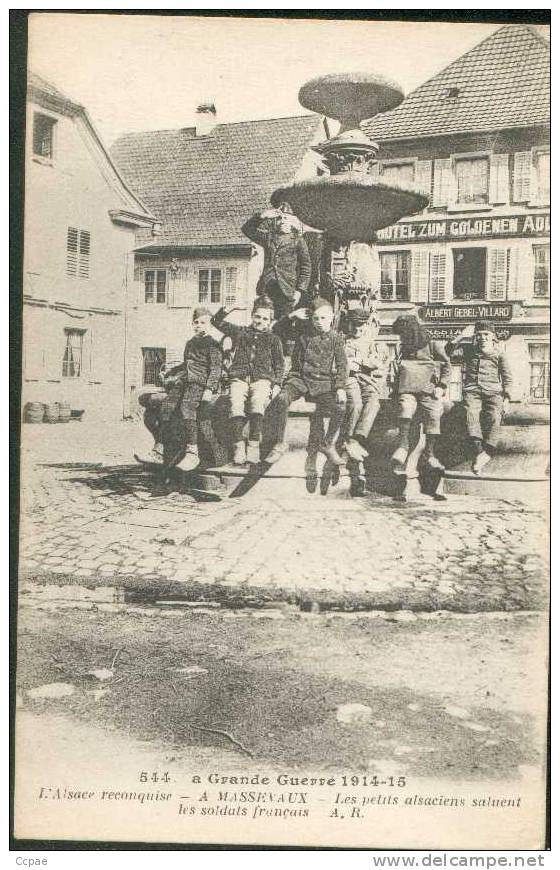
[233,441,247,465]
[266,442,287,464]
[391,420,411,474]
[135,441,164,465]
[472,439,492,474]
[422,434,445,471]
[176,444,200,472]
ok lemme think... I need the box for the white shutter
[486,248,508,300]
[168,264,191,308]
[415,160,432,197]
[429,252,447,303]
[508,245,536,302]
[432,159,452,207]
[225,267,238,306]
[489,154,510,204]
[513,152,533,202]
[409,249,429,302]
[370,161,381,181]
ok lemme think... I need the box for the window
[381,163,415,186]
[455,157,489,205]
[534,151,550,205]
[142,347,166,386]
[453,248,487,300]
[379,251,410,301]
[528,343,550,403]
[33,113,56,159]
[144,269,167,304]
[198,268,222,303]
[62,329,84,378]
[66,227,91,278]
[533,245,550,298]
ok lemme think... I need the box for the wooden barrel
[58,401,71,423]
[44,402,60,424]
[24,402,45,424]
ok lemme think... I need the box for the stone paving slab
[18,420,549,612]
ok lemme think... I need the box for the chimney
[195,101,217,137]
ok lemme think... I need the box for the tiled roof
[110,115,323,249]
[363,25,549,141]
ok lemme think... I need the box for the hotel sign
[419,303,513,321]
[376,213,549,243]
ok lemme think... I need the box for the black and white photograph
[12,11,550,850]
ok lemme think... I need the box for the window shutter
[225,267,238,306]
[432,159,452,207]
[489,154,510,204]
[428,252,447,303]
[508,246,534,302]
[487,248,508,300]
[370,162,381,181]
[66,227,78,276]
[513,152,533,202]
[78,231,90,278]
[415,160,432,197]
[409,249,430,302]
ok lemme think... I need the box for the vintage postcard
[14,12,550,849]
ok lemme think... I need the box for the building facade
[362,24,550,404]
[111,110,324,408]
[23,74,157,421]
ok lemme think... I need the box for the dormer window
[445,87,460,99]
[33,112,56,160]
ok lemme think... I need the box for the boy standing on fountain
[263,297,348,465]
[211,296,285,465]
[447,320,513,474]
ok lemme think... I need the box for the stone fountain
[271,73,429,307]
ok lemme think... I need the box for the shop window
[381,163,415,186]
[66,227,91,278]
[455,156,489,205]
[533,245,550,298]
[379,251,410,301]
[33,112,56,159]
[145,269,167,304]
[142,347,166,386]
[528,343,550,403]
[453,248,486,300]
[199,268,222,304]
[62,329,85,378]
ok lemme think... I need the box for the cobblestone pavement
[18,420,549,611]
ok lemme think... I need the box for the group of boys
[137,297,513,486]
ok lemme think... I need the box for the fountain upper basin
[271,174,429,243]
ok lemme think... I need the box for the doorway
[453,248,486,300]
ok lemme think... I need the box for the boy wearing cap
[390,314,452,474]
[241,205,312,350]
[342,309,390,495]
[211,296,285,465]
[174,307,223,472]
[447,321,513,474]
[264,297,348,465]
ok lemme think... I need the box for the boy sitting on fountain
[447,320,513,474]
[263,297,348,465]
[342,308,389,495]
[211,296,285,465]
[390,314,451,475]
[173,307,223,472]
